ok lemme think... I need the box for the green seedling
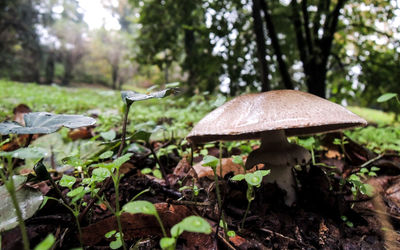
[179,181,201,202]
[90,153,133,250]
[232,155,246,173]
[202,155,228,239]
[105,230,123,249]
[123,201,211,250]
[231,170,270,228]
[340,215,354,228]
[0,147,48,250]
[333,135,349,157]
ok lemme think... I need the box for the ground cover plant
[1,81,400,249]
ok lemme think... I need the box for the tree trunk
[45,52,54,85]
[252,0,270,92]
[111,64,119,89]
[62,55,73,85]
[260,0,293,90]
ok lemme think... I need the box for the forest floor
[1,80,400,249]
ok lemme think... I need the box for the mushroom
[187,90,367,206]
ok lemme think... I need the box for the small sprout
[227,230,236,237]
[160,237,176,250]
[105,230,117,238]
[141,168,153,174]
[170,216,211,235]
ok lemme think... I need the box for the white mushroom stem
[244,130,311,206]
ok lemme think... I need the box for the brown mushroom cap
[187,90,367,143]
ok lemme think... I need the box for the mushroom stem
[244,130,311,206]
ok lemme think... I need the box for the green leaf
[377,93,397,103]
[360,184,375,197]
[99,151,113,159]
[105,230,116,238]
[92,167,111,182]
[171,216,211,237]
[0,112,96,135]
[123,200,157,216]
[202,155,219,168]
[121,88,178,105]
[232,155,244,166]
[100,130,116,141]
[160,237,176,250]
[231,174,245,181]
[59,175,76,189]
[255,170,270,177]
[109,232,122,249]
[153,169,163,179]
[34,234,55,250]
[67,186,84,197]
[245,173,263,187]
[165,82,180,88]
[0,147,47,159]
[227,230,236,237]
[371,166,380,172]
[0,176,43,232]
[111,153,132,170]
[141,168,152,174]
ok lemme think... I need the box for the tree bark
[252,0,270,92]
[260,0,293,89]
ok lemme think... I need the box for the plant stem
[241,199,252,229]
[1,159,30,250]
[212,167,228,240]
[74,214,84,247]
[117,103,131,157]
[114,175,127,250]
[154,213,167,237]
[148,142,170,187]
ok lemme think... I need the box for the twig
[259,227,309,247]
[167,198,210,206]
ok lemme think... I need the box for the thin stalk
[148,142,170,187]
[1,158,30,250]
[154,213,167,237]
[212,167,228,240]
[113,174,127,250]
[117,103,131,157]
[47,176,70,205]
[219,142,223,178]
[74,213,84,247]
[241,188,253,229]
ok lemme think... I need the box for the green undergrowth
[1,80,399,148]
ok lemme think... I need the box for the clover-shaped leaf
[59,175,76,190]
[0,112,96,135]
[121,88,178,105]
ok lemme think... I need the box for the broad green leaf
[171,216,211,238]
[0,147,47,159]
[59,175,76,189]
[0,176,43,232]
[232,155,244,166]
[99,151,113,159]
[112,153,133,169]
[377,93,397,103]
[34,234,55,250]
[91,167,111,182]
[67,186,84,197]
[231,174,245,181]
[100,130,116,141]
[202,155,219,168]
[122,200,157,216]
[255,170,270,177]
[160,237,176,250]
[0,112,96,135]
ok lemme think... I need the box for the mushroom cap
[187,90,367,143]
